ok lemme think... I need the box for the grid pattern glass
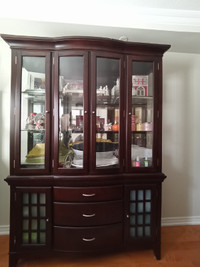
[129,189,152,238]
[22,193,47,244]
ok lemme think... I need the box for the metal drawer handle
[82,213,96,218]
[82,193,96,197]
[82,237,96,242]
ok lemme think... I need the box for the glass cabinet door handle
[46,110,50,114]
[82,237,96,242]
[82,213,96,218]
[82,193,96,197]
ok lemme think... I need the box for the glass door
[54,51,89,172]
[127,59,155,170]
[91,52,124,172]
[18,52,51,173]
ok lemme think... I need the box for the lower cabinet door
[124,185,158,245]
[54,223,123,251]
[15,187,52,251]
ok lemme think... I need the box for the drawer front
[54,223,123,251]
[53,186,123,202]
[54,200,123,226]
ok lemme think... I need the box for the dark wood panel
[54,200,123,226]
[53,185,123,202]
[53,223,123,251]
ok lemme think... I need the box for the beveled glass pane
[40,207,46,217]
[130,203,136,213]
[39,193,46,204]
[59,56,84,169]
[131,61,154,168]
[31,219,37,230]
[130,227,136,237]
[130,190,136,201]
[22,219,29,231]
[22,232,29,244]
[31,206,37,217]
[145,202,151,212]
[138,190,144,201]
[145,189,151,200]
[137,227,143,237]
[31,193,37,204]
[130,215,136,225]
[96,57,120,169]
[23,193,29,204]
[145,226,151,237]
[21,56,46,169]
[40,232,46,244]
[138,203,144,213]
[23,206,29,217]
[137,215,143,225]
[31,232,38,244]
[145,214,151,224]
[40,219,46,230]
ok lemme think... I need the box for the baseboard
[0,225,9,235]
[162,216,200,226]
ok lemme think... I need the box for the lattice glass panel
[129,188,152,238]
[21,192,47,245]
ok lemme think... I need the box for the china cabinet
[1,34,170,267]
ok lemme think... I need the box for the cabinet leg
[153,241,161,260]
[9,253,18,267]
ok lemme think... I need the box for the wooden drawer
[54,223,123,251]
[53,186,123,202]
[54,200,123,226]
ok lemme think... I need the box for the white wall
[0,34,200,232]
[0,37,11,230]
[162,52,200,224]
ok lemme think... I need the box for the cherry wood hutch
[1,34,170,267]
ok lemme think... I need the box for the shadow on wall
[162,53,196,220]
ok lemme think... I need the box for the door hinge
[52,160,54,168]
[52,57,55,65]
[157,158,160,167]
[157,62,160,70]
[13,160,15,169]
[157,110,160,118]
[15,56,17,65]
[14,192,17,201]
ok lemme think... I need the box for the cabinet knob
[84,110,88,114]
[46,110,50,114]
[46,218,49,222]
[126,214,130,219]
[129,112,131,115]
[92,111,95,114]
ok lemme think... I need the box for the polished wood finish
[1,226,200,267]
[1,35,170,266]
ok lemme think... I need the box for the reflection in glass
[96,57,120,169]
[20,56,46,168]
[131,62,154,167]
[58,56,84,169]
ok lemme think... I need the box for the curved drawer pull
[82,237,96,242]
[82,193,96,197]
[82,213,96,218]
